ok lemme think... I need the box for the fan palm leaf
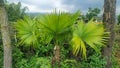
[15,16,39,47]
[71,20,108,59]
[37,11,80,44]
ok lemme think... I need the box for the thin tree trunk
[102,0,116,68]
[0,0,12,68]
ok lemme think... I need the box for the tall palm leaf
[71,20,108,59]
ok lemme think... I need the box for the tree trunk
[52,45,60,68]
[102,0,116,68]
[0,0,12,68]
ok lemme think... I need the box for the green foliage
[88,54,106,68]
[1,1,119,67]
[12,46,23,63]
[36,11,80,68]
[71,20,107,59]
[60,53,107,68]
[36,44,54,56]
[117,14,120,24]
[37,11,80,44]
[61,59,79,68]
[35,57,51,68]
[12,47,52,68]
[111,24,120,68]
[15,11,80,47]
[17,57,51,68]
[0,45,3,68]
[14,59,29,68]
[112,41,120,68]
[114,24,120,43]
[9,44,52,68]
[14,57,51,68]
[86,8,100,21]
[60,46,70,59]
[12,46,24,68]
[5,2,27,22]
[3,5,120,67]
[80,53,106,68]
[15,16,39,48]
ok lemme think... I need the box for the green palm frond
[15,16,39,47]
[37,11,80,44]
[71,20,108,59]
[71,34,86,58]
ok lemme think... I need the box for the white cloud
[7,0,75,13]
[52,0,74,12]
[21,3,40,13]
[22,3,54,13]
[116,7,120,15]
[7,0,120,14]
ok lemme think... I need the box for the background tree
[0,0,12,68]
[117,14,120,25]
[85,8,100,22]
[5,2,27,22]
[4,1,27,45]
[102,0,116,68]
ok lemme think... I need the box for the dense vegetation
[0,1,120,68]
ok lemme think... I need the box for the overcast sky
[7,0,120,14]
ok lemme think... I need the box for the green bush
[0,45,3,68]
[80,53,106,68]
[61,59,79,68]
[111,55,120,68]
[36,44,54,57]
[35,57,51,68]
[14,56,51,68]
[112,24,120,68]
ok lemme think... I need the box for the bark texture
[102,0,116,68]
[52,45,60,68]
[0,0,12,68]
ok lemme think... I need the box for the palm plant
[15,16,39,48]
[38,11,79,44]
[37,11,79,67]
[71,20,108,59]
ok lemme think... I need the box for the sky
[7,0,120,15]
